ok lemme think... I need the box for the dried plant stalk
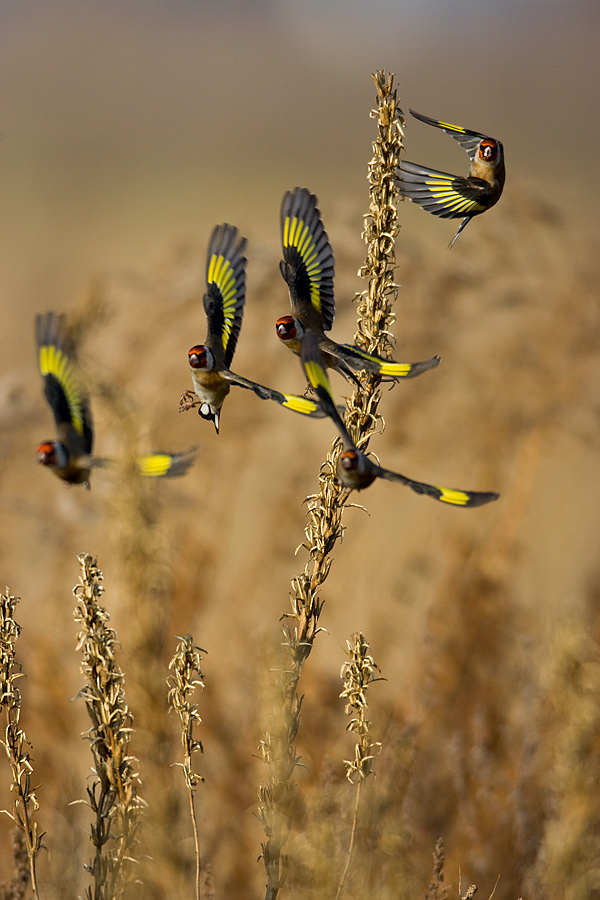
[73,553,144,900]
[425,838,447,900]
[336,632,383,900]
[0,588,42,900]
[167,635,205,900]
[340,632,383,785]
[347,70,405,448]
[257,70,404,900]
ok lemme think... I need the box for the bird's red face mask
[479,139,499,162]
[37,441,57,466]
[339,450,360,472]
[188,345,214,371]
[36,441,68,469]
[275,316,304,342]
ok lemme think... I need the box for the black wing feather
[397,161,489,220]
[409,109,487,160]
[280,187,336,332]
[36,311,93,454]
[225,369,328,418]
[204,224,247,369]
[378,465,499,507]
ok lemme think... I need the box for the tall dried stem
[73,553,144,900]
[257,70,404,900]
[336,632,383,900]
[0,589,43,900]
[167,635,205,900]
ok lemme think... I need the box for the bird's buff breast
[191,371,230,410]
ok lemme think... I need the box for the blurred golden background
[1,2,599,898]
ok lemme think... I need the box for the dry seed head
[167,634,205,791]
[340,632,383,783]
[0,588,43,898]
[73,553,143,900]
[425,837,447,900]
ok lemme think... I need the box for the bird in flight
[300,331,499,507]
[180,222,331,432]
[36,311,196,488]
[397,109,505,248]
[277,186,440,382]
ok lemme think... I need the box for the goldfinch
[277,187,440,381]
[301,331,498,507]
[397,109,505,248]
[180,222,328,432]
[36,311,196,487]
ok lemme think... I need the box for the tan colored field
[3,175,600,898]
[1,5,600,899]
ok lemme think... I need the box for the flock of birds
[36,109,505,507]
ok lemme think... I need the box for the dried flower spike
[0,588,43,900]
[73,553,143,900]
[336,632,383,900]
[168,634,206,900]
[340,632,383,784]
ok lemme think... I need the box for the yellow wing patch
[377,360,413,377]
[283,214,324,314]
[137,454,175,477]
[281,394,320,416]
[424,183,486,215]
[208,252,238,352]
[304,359,333,398]
[436,119,467,134]
[39,343,85,435]
[436,487,471,506]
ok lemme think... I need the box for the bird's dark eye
[340,450,359,472]
[479,139,498,161]
[188,345,209,369]
[275,316,298,340]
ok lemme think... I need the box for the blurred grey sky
[1,0,598,366]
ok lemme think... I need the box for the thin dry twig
[168,635,205,900]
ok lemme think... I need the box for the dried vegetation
[1,71,600,900]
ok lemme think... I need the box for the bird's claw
[179,390,199,413]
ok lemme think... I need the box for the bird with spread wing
[179,222,330,433]
[36,312,196,488]
[300,330,498,507]
[276,187,440,382]
[397,109,505,248]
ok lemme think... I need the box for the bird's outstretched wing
[376,465,499,507]
[280,187,336,332]
[397,160,489,220]
[301,330,499,507]
[36,311,93,455]
[333,342,441,378]
[224,369,329,418]
[408,109,488,160]
[299,332,354,441]
[203,224,247,369]
[137,449,198,478]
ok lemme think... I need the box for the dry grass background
[2,171,600,898]
[1,4,600,898]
